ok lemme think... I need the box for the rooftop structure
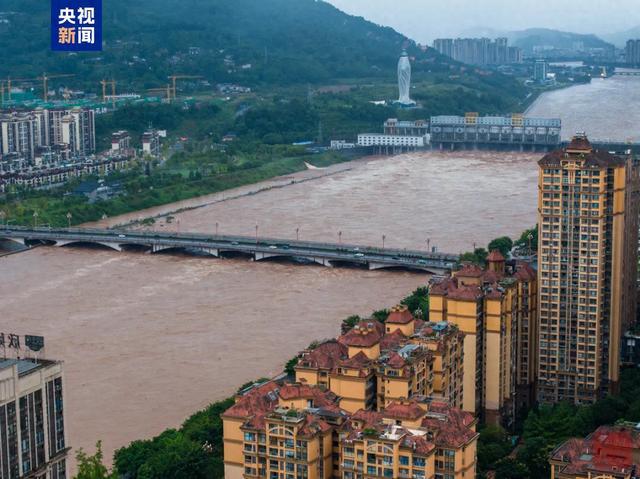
[550,424,640,479]
[222,379,479,479]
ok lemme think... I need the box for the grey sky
[327,0,640,44]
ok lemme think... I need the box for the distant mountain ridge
[601,26,640,48]
[447,27,613,53]
[509,28,614,53]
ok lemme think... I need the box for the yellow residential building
[338,398,478,479]
[429,254,537,425]
[537,135,640,403]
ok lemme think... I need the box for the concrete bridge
[0,226,458,274]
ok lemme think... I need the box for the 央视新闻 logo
[51,0,102,51]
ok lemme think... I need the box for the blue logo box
[51,0,102,51]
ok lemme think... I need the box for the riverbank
[0,149,363,229]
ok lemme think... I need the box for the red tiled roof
[380,329,406,352]
[456,264,485,278]
[383,401,426,421]
[385,351,408,369]
[551,425,640,477]
[422,402,477,448]
[387,306,414,324]
[402,435,435,455]
[297,340,347,370]
[335,351,372,376]
[350,409,384,428]
[223,381,279,419]
[514,262,536,282]
[298,414,332,438]
[487,250,505,262]
[340,321,383,348]
[539,135,625,168]
[278,384,338,407]
[447,284,483,301]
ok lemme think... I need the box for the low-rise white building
[357,133,428,148]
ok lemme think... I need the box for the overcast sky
[327,0,640,44]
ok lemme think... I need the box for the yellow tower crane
[40,73,75,102]
[167,75,203,101]
[147,85,172,102]
[100,79,117,108]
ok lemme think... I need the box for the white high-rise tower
[396,50,415,106]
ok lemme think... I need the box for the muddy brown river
[2,75,638,467]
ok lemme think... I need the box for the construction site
[0,73,210,111]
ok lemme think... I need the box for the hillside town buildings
[0,108,162,193]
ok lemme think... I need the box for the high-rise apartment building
[625,39,640,66]
[537,135,640,404]
[429,255,537,425]
[534,60,548,84]
[432,37,523,66]
[0,357,68,479]
[0,108,95,164]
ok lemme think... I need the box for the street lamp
[296,227,299,241]
[382,234,386,249]
[66,212,72,229]
[33,211,39,228]
[255,224,259,244]
[338,231,342,244]
[426,238,431,252]
[215,222,219,236]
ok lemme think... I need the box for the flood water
[527,75,640,142]
[2,75,638,467]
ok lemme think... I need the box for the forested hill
[0,0,449,88]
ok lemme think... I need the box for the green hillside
[0,0,450,89]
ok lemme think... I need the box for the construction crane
[147,85,172,102]
[40,73,75,102]
[167,75,203,101]
[100,79,117,108]
[4,76,41,102]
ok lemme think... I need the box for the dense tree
[400,286,429,319]
[487,236,514,258]
[494,458,530,479]
[74,442,117,479]
[477,425,512,472]
[459,248,488,266]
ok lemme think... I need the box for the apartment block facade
[295,307,465,414]
[222,381,478,479]
[537,135,640,404]
[429,254,537,425]
[0,358,67,479]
